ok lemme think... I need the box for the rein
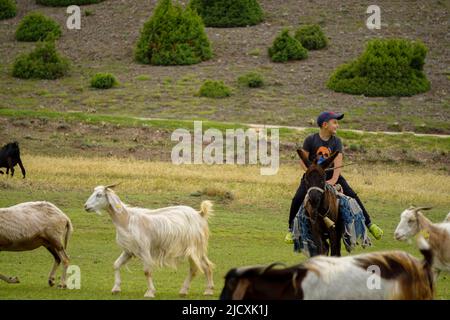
[324,162,356,172]
[305,186,333,225]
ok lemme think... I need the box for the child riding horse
[297,149,342,256]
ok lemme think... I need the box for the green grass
[0,156,449,299]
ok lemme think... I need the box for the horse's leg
[330,216,343,257]
[311,223,325,256]
[329,228,341,257]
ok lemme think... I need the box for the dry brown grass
[6,155,449,208]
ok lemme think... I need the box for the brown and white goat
[220,238,434,300]
[394,206,450,274]
[0,201,73,287]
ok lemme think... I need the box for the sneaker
[284,232,294,244]
[368,223,383,240]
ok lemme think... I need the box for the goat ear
[297,149,311,168]
[232,279,250,300]
[105,189,124,214]
[320,151,339,169]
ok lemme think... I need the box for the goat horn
[105,183,120,189]
[413,206,433,213]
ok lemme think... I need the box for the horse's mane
[324,187,339,219]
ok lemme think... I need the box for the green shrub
[36,0,104,6]
[294,24,327,50]
[15,12,61,42]
[135,0,212,66]
[90,73,118,89]
[238,72,264,88]
[0,0,16,20]
[189,0,264,27]
[327,38,430,97]
[198,80,231,98]
[268,29,308,63]
[12,40,70,79]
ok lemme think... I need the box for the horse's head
[297,149,339,214]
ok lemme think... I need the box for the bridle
[305,186,332,224]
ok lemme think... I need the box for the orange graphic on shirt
[316,146,331,159]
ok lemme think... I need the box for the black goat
[0,142,26,178]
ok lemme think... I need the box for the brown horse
[297,149,342,256]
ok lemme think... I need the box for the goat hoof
[144,290,155,298]
[179,290,188,297]
[57,284,67,289]
[48,279,55,287]
[111,286,121,294]
[203,289,214,296]
[8,276,20,284]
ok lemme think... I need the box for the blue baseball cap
[317,111,344,127]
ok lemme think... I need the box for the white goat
[394,206,450,274]
[84,185,214,298]
[0,201,73,287]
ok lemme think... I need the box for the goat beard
[95,210,103,216]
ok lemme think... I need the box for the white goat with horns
[84,184,215,298]
[0,201,73,287]
[394,206,450,275]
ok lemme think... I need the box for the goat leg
[7,157,14,177]
[112,251,132,294]
[46,247,61,287]
[0,273,20,284]
[179,258,198,296]
[144,269,156,298]
[56,249,70,289]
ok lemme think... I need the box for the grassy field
[0,155,449,299]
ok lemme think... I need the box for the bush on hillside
[0,0,16,20]
[198,80,231,98]
[238,72,264,88]
[12,40,70,79]
[16,12,61,41]
[268,29,308,63]
[90,73,118,89]
[189,0,264,27]
[327,38,430,97]
[294,24,327,50]
[135,0,212,66]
